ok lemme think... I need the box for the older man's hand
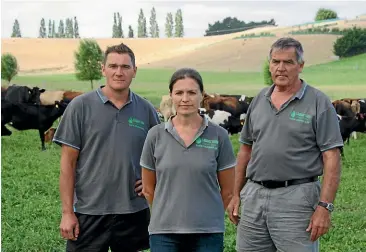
[306,206,331,241]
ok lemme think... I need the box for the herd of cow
[159,92,366,156]
[1,84,82,150]
[1,84,366,156]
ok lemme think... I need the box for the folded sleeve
[52,97,83,150]
[217,130,237,171]
[140,127,158,171]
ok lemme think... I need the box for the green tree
[52,20,56,38]
[58,19,65,38]
[112,13,118,38]
[137,9,147,37]
[39,18,47,38]
[128,25,134,38]
[315,8,338,21]
[48,19,52,38]
[74,16,80,38]
[165,12,174,38]
[149,7,159,38]
[263,59,272,86]
[174,9,184,37]
[333,27,366,58]
[74,39,104,90]
[1,53,19,84]
[117,12,124,38]
[11,19,21,38]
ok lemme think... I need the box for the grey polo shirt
[240,80,343,181]
[140,115,237,234]
[53,86,161,215]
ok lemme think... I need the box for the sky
[1,0,366,38]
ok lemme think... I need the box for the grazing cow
[2,84,45,105]
[199,108,243,135]
[1,100,69,150]
[40,90,65,105]
[159,95,176,121]
[201,93,252,118]
[63,91,84,103]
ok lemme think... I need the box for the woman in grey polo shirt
[140,68,236,252]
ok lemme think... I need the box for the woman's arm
[142,168,156,206]
[218,168,235,210]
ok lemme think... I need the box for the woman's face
[170,77,202,117]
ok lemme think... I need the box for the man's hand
[227,195,241,225]
[135,179,144,197]
[306,206,331,241]
[60,212,79,241]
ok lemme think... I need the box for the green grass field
[2,54,366,251]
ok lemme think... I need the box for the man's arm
[233,144,252,197]
[60,145,79,214]
[320,148,341,204]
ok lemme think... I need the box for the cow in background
[2,84,45,105]
[1,100,69,150]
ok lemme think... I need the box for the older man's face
[269,47,304,87]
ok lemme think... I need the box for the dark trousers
[149,233,224,252]
[66,208,150,252]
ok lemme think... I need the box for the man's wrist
[318,201,334,212]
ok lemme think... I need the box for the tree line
[10,7,184,39]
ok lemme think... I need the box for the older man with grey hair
[227,37,343,252]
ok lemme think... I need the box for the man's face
[269,47,304,87]
[102,52,137,91]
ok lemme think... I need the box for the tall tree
[39,18,47,38]
[74,39,104,90]
[117,12,124,38]
[74,16,80,38]
[52,20,56,38]
[69,17,74,38]
[65,18,70,37]
[48,19,52,38]
[149,7,159,38]
[11,19,21,38]
[137,9,147,37]
[165,12,174,38]
[112,13,118,37]
[128,25,134,38]
[174,9,184,37]
[58,19,65,38]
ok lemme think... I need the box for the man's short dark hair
[103,43,136,67]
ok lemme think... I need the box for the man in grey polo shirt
[53,43,161,252]
[227,37,343,252]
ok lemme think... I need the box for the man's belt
[250,176,318,189]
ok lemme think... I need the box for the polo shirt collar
[165,114,209,132]
[96,85,134,104]
[265,79,308,100]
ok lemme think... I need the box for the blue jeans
[149,233,224,252]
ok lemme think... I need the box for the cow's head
[29,87,46,105]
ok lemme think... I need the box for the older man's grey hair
[268,37,305,64]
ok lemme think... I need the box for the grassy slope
[1,54,366,251]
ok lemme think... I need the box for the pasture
[2,54,366,251]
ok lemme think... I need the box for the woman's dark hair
[169,68,204,93]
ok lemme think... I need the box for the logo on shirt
[128,117,145,130]
[195,137,218,150]
[290,111,312,124]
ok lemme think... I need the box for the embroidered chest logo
[195,137,218,150]
[290,111,312,124]
[128,117,145,130]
